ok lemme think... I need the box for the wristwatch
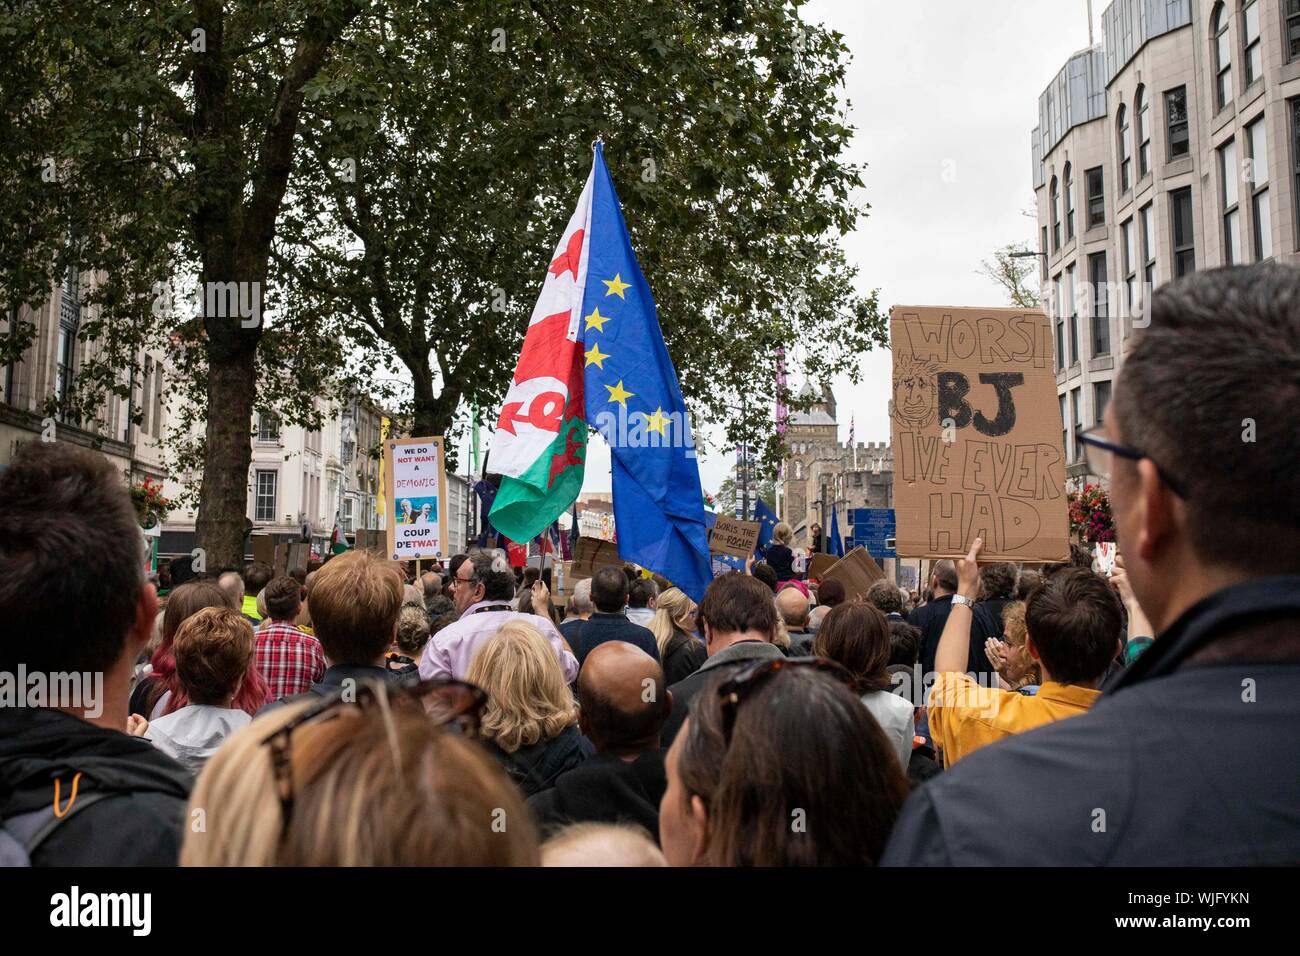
[951,594,975,609]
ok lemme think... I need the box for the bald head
[542,823,667,867]
[577,642,671,754]
[216,571,243,609]
[775,586,810,629]
[931,560,957,594]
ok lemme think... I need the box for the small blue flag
[828,506,845,558]
[581,144,711,602]
[753,499,779,558]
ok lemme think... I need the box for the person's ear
[578,708,591,739]
[662,688,674,716]
[1133,458,1179,563]
[689,793,710,865]
[1024,632,1041,662]
[702,621,715,649]
[127,582,159,657]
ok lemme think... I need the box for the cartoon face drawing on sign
[892,354,942,429]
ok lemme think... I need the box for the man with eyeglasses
[884,263,1300,866]
[420,550,578,683]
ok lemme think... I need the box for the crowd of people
[0,264,1297,866]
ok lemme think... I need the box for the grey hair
[570,578,594,615]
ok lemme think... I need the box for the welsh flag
[330,516,348,555]
[488,164,594,542]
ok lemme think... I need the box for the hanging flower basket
[1067,483,1115,544]
[131,478,172,529]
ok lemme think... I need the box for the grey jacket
[660,640,787,747]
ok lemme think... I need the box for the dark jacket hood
[0,707,192,817]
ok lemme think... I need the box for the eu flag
[580,144,711,601]
[828,505,846,558]
[754,499,779,558]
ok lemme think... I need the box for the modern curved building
[1031,0,1299,487]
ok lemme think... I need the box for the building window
[1136,86,1151,178]
[56,266,80,422]
[1288,0,1300,63]
[1292,99,1300,249]
[1059,394,1068,460]
[255,470,278,522]
[1247,117,1272,259]
[1086,166,1105,227]
[1053,274,1065,372]
[1066,265,1078,366]
[1118,104,1132,193]
[1165,87,1190,160]
[257,413,280,443]
[1094,381,1112,426]
[1122,218,1136,316]
[1242,0,1261,86]
[1171,187,1196,277]
[1050,176,1061,250]
[1089,252,1110,357]
[1221,137,1242,264]
[1070,387,1083,463]
[1213,3,1232,112]
[1064,163,1075,241]
[1140,203,1157,300]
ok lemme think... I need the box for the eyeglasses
[716,658,855,745]
[260,677,487,834]
[1077,427,1187,498]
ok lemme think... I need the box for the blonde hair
[395,604,432,657]
[648,587,695,658]
[466,620,578,753]
[1000,601,1041,688]
[773,522,793,545]
[772,610,791,650]
[181,693,539,866]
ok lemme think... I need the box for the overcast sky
[470,0,1104,498]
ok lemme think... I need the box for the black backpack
[0,791,111,867]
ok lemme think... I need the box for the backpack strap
[0,790,113,864]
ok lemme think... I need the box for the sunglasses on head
[715,657,855,745]
[260,677,487,835]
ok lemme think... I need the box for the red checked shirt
[255,620,327,699]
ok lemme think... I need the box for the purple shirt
[419,599,579,683]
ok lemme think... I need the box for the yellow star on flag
[603,274,631,299]
[605,380,634,406]
[643,407,671,435]
[584,307,611,333]
[584,343,610,369]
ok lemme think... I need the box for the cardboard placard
[889,305,1069,562]
[708,515,761,559]
[251,534,274,567]
[384,436,450,562]
[286,542,310,574]
[822,546,886,600]
[571,537,622,579]
[807,553,838,581]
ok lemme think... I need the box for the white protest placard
[384,436,449,561]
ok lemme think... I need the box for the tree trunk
[194,342,257,568]
[408,355,461,442]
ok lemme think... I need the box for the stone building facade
[1032,0,1300,489]
[782,384,894,550]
